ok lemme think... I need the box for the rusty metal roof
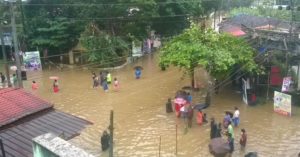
[0,88,53,127]
[0,109,92,157]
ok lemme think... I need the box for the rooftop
[0,109,92,157]
[0,88,53,127]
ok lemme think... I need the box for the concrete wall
[32,133,94,157]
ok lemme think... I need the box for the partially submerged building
[219,14,300,104]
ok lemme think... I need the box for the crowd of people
[166,91,209,129]
[210,107,247,155]
[92,71,119,92]
[166,90,248,156]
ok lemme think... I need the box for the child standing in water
[53,80,59,92]
[32,81,37,90]
[114,77,119,90]
[197,109,203,125]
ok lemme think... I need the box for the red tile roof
[0,109,92,157]
[222,25,245,36]
[0,88,53,127]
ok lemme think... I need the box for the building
[0,88,92,157]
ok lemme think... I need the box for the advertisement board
[23,51,42,71]
[274,91,291,116]
[281,77,291,92]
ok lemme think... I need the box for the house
[0,88,92,157]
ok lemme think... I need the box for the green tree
[23,0,84,53]
[152,0,203,36]
[158,23,258,86]
[79,22,129,66]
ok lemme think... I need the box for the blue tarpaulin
[258,46,265,53]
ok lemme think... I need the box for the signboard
[242,78,248,105]
[274,91,291,116]
[0,32,12,46]
[281,77,291,92]
[23,51,42,71]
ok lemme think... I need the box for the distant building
[275,0,290,5]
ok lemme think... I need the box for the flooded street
[17,54,300,157]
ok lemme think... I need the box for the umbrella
[134,66,143,70]
[175,90,187,99]
[194,104,209,110]
[193,93,211,110]
[182,86,193,90]
[49,76,59,80]
[174,98,186,105]
[208,137,230,157]
[245,152,258,157]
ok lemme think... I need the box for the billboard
[281,77,291,92]
[274,91,291,116]
[23,51,42,71]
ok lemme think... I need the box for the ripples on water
[20,55,300,157]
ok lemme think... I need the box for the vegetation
[79,23,129,66]
[228,6,300,22]
[158,23,259,86]
[1,0,253,65]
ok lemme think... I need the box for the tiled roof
[0,109,92,157]
[221,25,246,36]
[0,88,53,127]
[220,15,289,29]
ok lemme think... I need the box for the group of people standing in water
[210,107,247,154]
[166,91,247,155]
[166,91,208,128]
[92,71,118,92]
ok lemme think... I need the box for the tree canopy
[1,0,253,64]
[79,22,129,66]
[158,23,259,81]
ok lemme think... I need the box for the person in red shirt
[32,81,37,90]
[240,128,247,151]
[196,109,203,125]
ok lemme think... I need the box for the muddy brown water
[11,54,300,157]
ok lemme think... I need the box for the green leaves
[158,22,258,79]
[79,23,129,66]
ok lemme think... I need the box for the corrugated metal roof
[0,88,53,127]
[0,109,92,157]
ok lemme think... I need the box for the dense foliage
[1,0,253,64]
[228,6,300,22]
[79,23,129,66]
[158,23,259,84]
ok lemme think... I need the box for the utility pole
[0,24,12,87]
[109,110,114,157]
[9,0,23,88]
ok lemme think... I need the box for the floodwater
[17,54,300,157]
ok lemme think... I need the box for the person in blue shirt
[187,92,192,102]
[135,69,141,79]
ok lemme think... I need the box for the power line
[0,1,213,7]
[17,14,194,21]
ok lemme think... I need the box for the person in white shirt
[233,107,240,126]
